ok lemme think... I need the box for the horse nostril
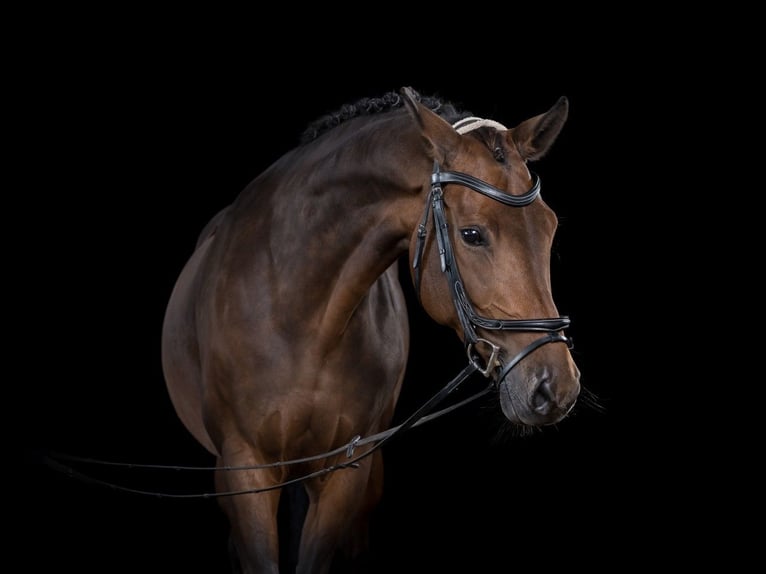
[532,379,555,415]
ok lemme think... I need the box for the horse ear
[400,86,462,162]
[508,96,569,162]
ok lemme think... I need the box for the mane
[300,88,474,144]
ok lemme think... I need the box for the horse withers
[161,86,580,573]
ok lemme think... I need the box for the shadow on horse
[161,86,581,573]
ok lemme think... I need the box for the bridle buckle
[467,338,500,377]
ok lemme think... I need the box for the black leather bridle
[412,161,573,383]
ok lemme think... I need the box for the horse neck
[232,116,427,337]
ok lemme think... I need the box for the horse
[160,86,581,573]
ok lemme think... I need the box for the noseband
[412,161,572,382]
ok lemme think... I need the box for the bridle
[413,160,572,382]
[41,158,575,499]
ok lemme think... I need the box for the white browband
[452,116,508,134]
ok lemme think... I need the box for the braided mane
[300,88,473,144]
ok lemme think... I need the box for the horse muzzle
[496,363,580,426]
[469,333,580,426]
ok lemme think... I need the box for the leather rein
[43,161,573,499]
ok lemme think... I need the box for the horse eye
[460,227,485,246]
[493,146,505,163]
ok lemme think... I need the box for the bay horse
[160,86,581,573]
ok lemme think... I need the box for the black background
[13,11,714,573]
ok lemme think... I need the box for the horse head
[402,87,580,427]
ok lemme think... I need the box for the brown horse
[160,86,580,573]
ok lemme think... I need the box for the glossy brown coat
[161,87,579,573]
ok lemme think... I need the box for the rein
[43,364,491,498]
